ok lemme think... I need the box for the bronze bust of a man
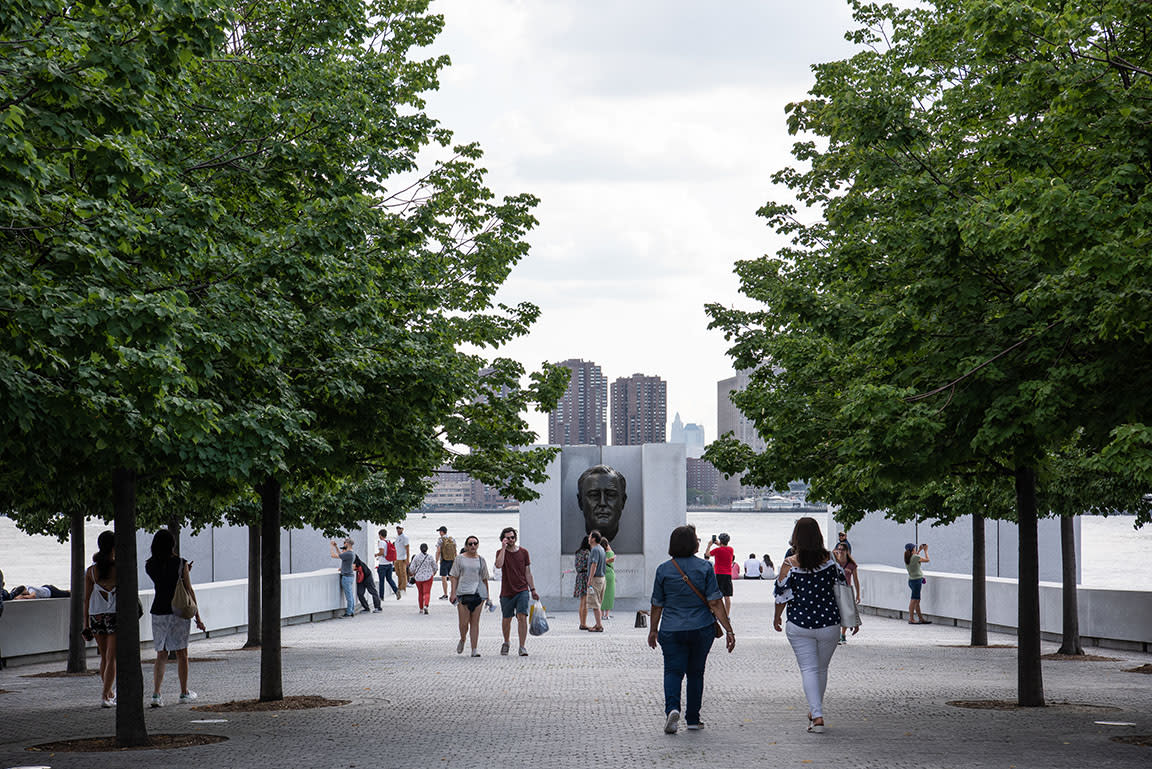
[576,464,627,543]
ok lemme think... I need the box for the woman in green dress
[602,538,616,619]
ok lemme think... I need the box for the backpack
[440,536,457,560]
[385,540,397,562]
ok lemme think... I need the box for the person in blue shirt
[648,525,735,734]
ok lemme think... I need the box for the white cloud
[424,0,866,441]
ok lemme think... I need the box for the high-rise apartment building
[686,457,720,503]
[717,369,770,502]
[548,358,607,446]
[610,373,667,445]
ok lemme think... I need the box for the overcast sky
[422,0,862,442]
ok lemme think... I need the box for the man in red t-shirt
[494,526,539,657]
[704,532,736,614]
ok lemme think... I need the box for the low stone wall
[4,566,1148,665]
[857,564,1152,652]
[0,569,344,667]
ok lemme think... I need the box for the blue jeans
[657,624,715,725]
[377,565,399,596]
[340,575,355,616]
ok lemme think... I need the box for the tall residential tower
[610,373,667,445]
[548,358,608,446]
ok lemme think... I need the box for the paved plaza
[1,583,1149,769]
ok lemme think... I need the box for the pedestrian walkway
[1,589,1149,768]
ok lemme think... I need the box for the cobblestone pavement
[1,583,1150,769]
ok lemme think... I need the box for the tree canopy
[706,0,1152,706]
[2,0,565,742]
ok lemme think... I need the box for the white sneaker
[664,709,680,734]
[150,693,163,708]
[686,722,705,731]
[179,691,198,704]
[101,697,115,708]
[457,639,465,654]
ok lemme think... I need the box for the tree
[159,0,566,701]
[2,0,232,745]
[707,0,1152,707]
[3,0,565,739]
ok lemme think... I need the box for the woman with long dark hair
[574,535,591,629]
[449,536,491,656]
[773,517,857,733]
[145,529,205,707]
[83,530,118,707]
[833,543,860,644]
[648,525,735,734]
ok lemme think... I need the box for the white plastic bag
[528,599,549,636]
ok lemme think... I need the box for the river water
[2,512,1148,591]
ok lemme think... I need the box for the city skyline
[423,1,861,444]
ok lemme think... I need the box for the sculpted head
[576,464,627,543]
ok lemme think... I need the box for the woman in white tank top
[83,530,118,708]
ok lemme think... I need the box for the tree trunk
[168,515,181,554]
[113,467,149,746]
[259,476,283,701]
[970,511,988,647]
[1014,464,1044,707]
[244,522,261,649]
[66,509,87,672]
[1057,515,1084,655]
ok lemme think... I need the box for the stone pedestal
[520,443,686,611]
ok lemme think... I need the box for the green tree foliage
[2,0,565,737]
[706,0,1152,706]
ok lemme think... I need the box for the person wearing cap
[904,543,931,624]
[435,525,457,600]
[394,525,411,592]
[836,530,852,554]
[703,532,735,615]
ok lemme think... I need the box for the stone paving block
[0,594,1148,768]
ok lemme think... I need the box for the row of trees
[707,0,1152,706]
[1,0,566,745]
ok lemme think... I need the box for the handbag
[171,560,197,619]
[670,559,725,638]
[833,569,861,627]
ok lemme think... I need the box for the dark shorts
[458,593,484,612]
[90,612,117,635]
[439,559,454,577]
[909,578,923,600]
[500,589,530,618]
[716,574,734,597]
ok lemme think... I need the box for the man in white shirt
[375,528,401,599]
[743,554,763,579]
[393,526,410,592]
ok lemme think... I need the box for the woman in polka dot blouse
[773,517,859,733]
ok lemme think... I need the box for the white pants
[785,622,841,719]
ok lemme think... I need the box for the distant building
[716,370,771,503]
[425,466,517,509]
[686,457,720,504]
[669,412,685,444]
[611,373,667,445]
[424,468,471,507]
[682,422,705,458]
[476,365,514,402]
[548,358,607,446]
